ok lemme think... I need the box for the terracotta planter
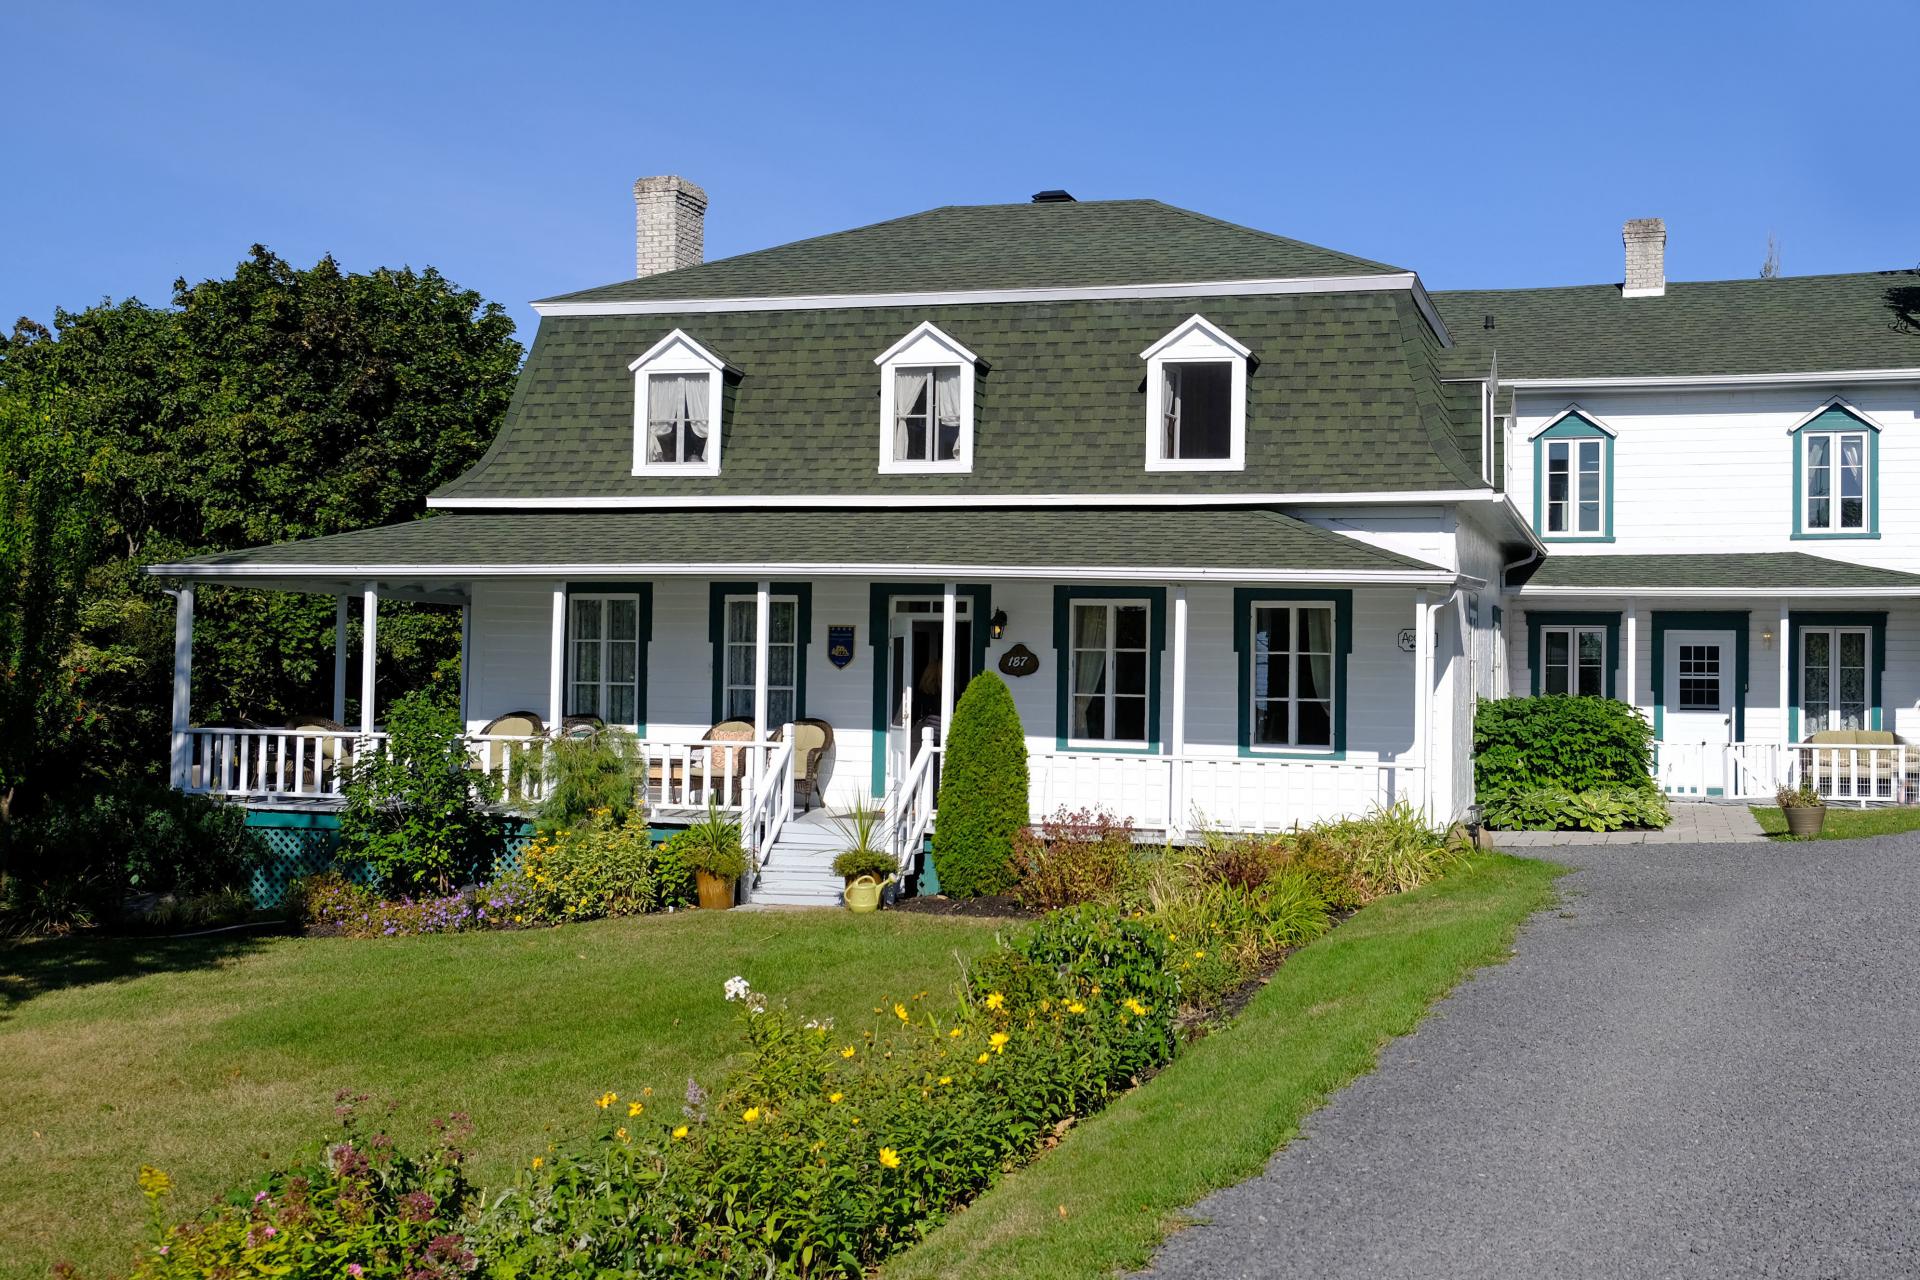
[1783,805,1827,839]
[695,870,737,910]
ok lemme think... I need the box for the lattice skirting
[242,810,534,909]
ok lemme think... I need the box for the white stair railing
[888,727,940,878]
[742,726,798,877]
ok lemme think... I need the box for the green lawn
[0,910,1003,1280]
[1750,804,1920,840]
[884,854,1562,1280]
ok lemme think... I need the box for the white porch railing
[1655,740,1917,805]
[180,727,383,801]
[742,728,798,872]
[885,728,940,875]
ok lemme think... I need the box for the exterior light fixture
[989,608,1008,641]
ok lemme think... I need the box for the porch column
[360,588,379,736]
[1170,585,1189,837]
[168,587,195,788]
[548,585,566,732]
[1778,599,1791,749]
[938,582,957,746]
[1412,590,1432,819]
[1624,599,1639,716]
[331,595,349,723]
[753,580,771,740]
[458,601,472,726]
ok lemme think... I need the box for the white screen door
[1663,629,1733,795]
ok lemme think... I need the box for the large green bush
[932,672,1029,897]
[339,689,503,895]
[1474,696,1657,797]
[535,730,643,835]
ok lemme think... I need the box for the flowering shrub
[1009,808,1144,910]
[291,872,529,939]
[502,810,668,923]
[129,1094,478,1279]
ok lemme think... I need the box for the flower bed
[114,805,1466,1279]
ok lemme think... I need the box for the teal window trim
[1053,585,1166,754]
[1791,406,1880,539]
[1785,610,1886,741]
[707,582,812,727]
[1649,611,1748,740]
[564,581,653,733]
[1530,413,1615,543]
[865,583,992,795]
[1231,587,1351,759]
[1524,610,1620,700]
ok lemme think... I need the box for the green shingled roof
[435,292,1481,503]
[542,201,1406,304]
[1436,271,1920,381]
[1516,553,1920,592]
[152,508,1444,578]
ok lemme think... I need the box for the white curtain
[894,370,925,458]
[1162,366,1181,454]
[647,375,681,461]
[683,373,710,441]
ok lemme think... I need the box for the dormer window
[630,329,727,477]
[1529,407,1616,542]
[874,322,978,474]
[1791,399,1880,539]
[1141,316,1249,472]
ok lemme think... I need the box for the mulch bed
[891,894,1040,920]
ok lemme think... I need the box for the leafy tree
[932,672,1030,897]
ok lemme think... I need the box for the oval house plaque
[997,643,1041,677]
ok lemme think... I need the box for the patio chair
[696,718,756,805]
[785,718,835,811]
[479,710,547,799]
[286,714,350,793]
[561,713,606,739]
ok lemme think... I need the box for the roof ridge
[1436,266,1919,299]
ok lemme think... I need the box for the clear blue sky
[4,1,1915,341]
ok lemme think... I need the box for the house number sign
[997,643,1041,677]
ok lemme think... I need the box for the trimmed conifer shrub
[933,672,1030,897]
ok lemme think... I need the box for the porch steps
[748,810,848,908]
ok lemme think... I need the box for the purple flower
[253,1189,269,1202]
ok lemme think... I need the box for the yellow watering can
[843,874,890,914]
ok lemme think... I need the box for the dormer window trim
[1141,315,1250,473]
[1528,405,1617,543]
[1789,397,1882,541]
[629,329,729,478]
[873,321,979,475]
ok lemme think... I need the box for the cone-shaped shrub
[933,671,1030,896]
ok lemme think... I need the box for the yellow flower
[878,1147,901,1169]
[938,1076,952,1085]
[1123,998,1149,1017]
[137,1166,172,1201]
[894,1002,909,1022]
[1067,1001,1087,1014]
[984,991,1006,1011]
[628,1101,645,1117]
[672,1125,690,1140]
[1193,950,1207,959]
[948,1028,963,1038]
[828,1092,844,1104]
[596,1091,618,1109]
[531,1157,544,1169]
[615,1127,629,1143]
[989,1032,1009,1053]
[976,1052,990,1064]
[642,1086,654,1096]
[841,1046,858,1059]
[742,1107,761,1124]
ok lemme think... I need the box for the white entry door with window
[1663,629,1734,795]
[884,598,973,792]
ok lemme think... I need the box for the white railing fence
[179,727,382,801]
[885,728,940,876]
[1654,741,1915,805]
[741,728,797,873]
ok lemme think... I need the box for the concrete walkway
[1138,833,1920,1280]
[1494,801,1766,846]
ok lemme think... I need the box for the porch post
[360,588,379,736]
[548,585,566,732]
[458,601,472,726]
[1624,598,1638,717]
[1778,598,1791,761]
[331,595,349,724]
[753,580,771,741]
[168,586,195,789]
[1412,590,1432,819]
[938,582,957,746]
[1170,585,1189,838]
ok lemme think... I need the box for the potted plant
[829,801,895,913]
[1776,780,1827,839]
[680,800,748,909]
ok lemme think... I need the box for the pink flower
[346,1267,364,1278]
[254,1190,269,1203]
[262,1226,277,1238]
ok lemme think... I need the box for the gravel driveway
[1139,837,1920,1280]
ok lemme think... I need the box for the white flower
[746,992,768,1016]
[724,975,751,1002]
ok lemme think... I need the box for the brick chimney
[1622,217,1666,298]
[633,175,707,277]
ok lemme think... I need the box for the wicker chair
[479,710,547,800]
[286,714,351,792]
[699,718,756,805]
[480,710,545,738]
[560,714,606,739]
[785,718,836,811]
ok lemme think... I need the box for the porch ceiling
[144,508,1454,585]
[1513,551,1920,596]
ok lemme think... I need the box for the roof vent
[1030,189,1076,203]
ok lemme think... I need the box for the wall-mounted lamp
[1761,628,1776,650]
[989,608,1009,641]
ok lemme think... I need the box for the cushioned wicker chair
[786,718,835,811]
[560,714,606,738]
[286,714,351,792]
[481,710,545,738]
[478,711,547,800]
[699,718,756,805]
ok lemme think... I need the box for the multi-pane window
[1160,362,1233,461]
[1544,438,1604,535]
[1249,603,1336,749]
[892,366,963,463]
[1801,627,1870,733]
[1541,625,1605,697]
[1069,600,1150,745]
[568,595,641,725]
[1803,430,1868,532]
[645,372,711,465]
[723,596,799,726]
[1676,643,1722,710]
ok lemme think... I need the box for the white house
[148,182,1920,902]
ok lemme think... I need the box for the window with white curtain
[1069,600,1150,745]
[1141,316,1249,472]
[875,322,977,473]
[723,596,799,726]
[629,330,726,476]
[892,366,963,463]
[1249,602,1336,749]
[1801,627,1870,733]
[646,373,710,464]
[1802,430,1868,532]
[568,594,642,726]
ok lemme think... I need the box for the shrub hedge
[932,673,1029,897]
[1474,696,1658,797]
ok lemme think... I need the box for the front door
[883,599,974,794]
[1663,629,1734,795]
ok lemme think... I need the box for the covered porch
[150,507,1478,877]
[1508,552,1920,803]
